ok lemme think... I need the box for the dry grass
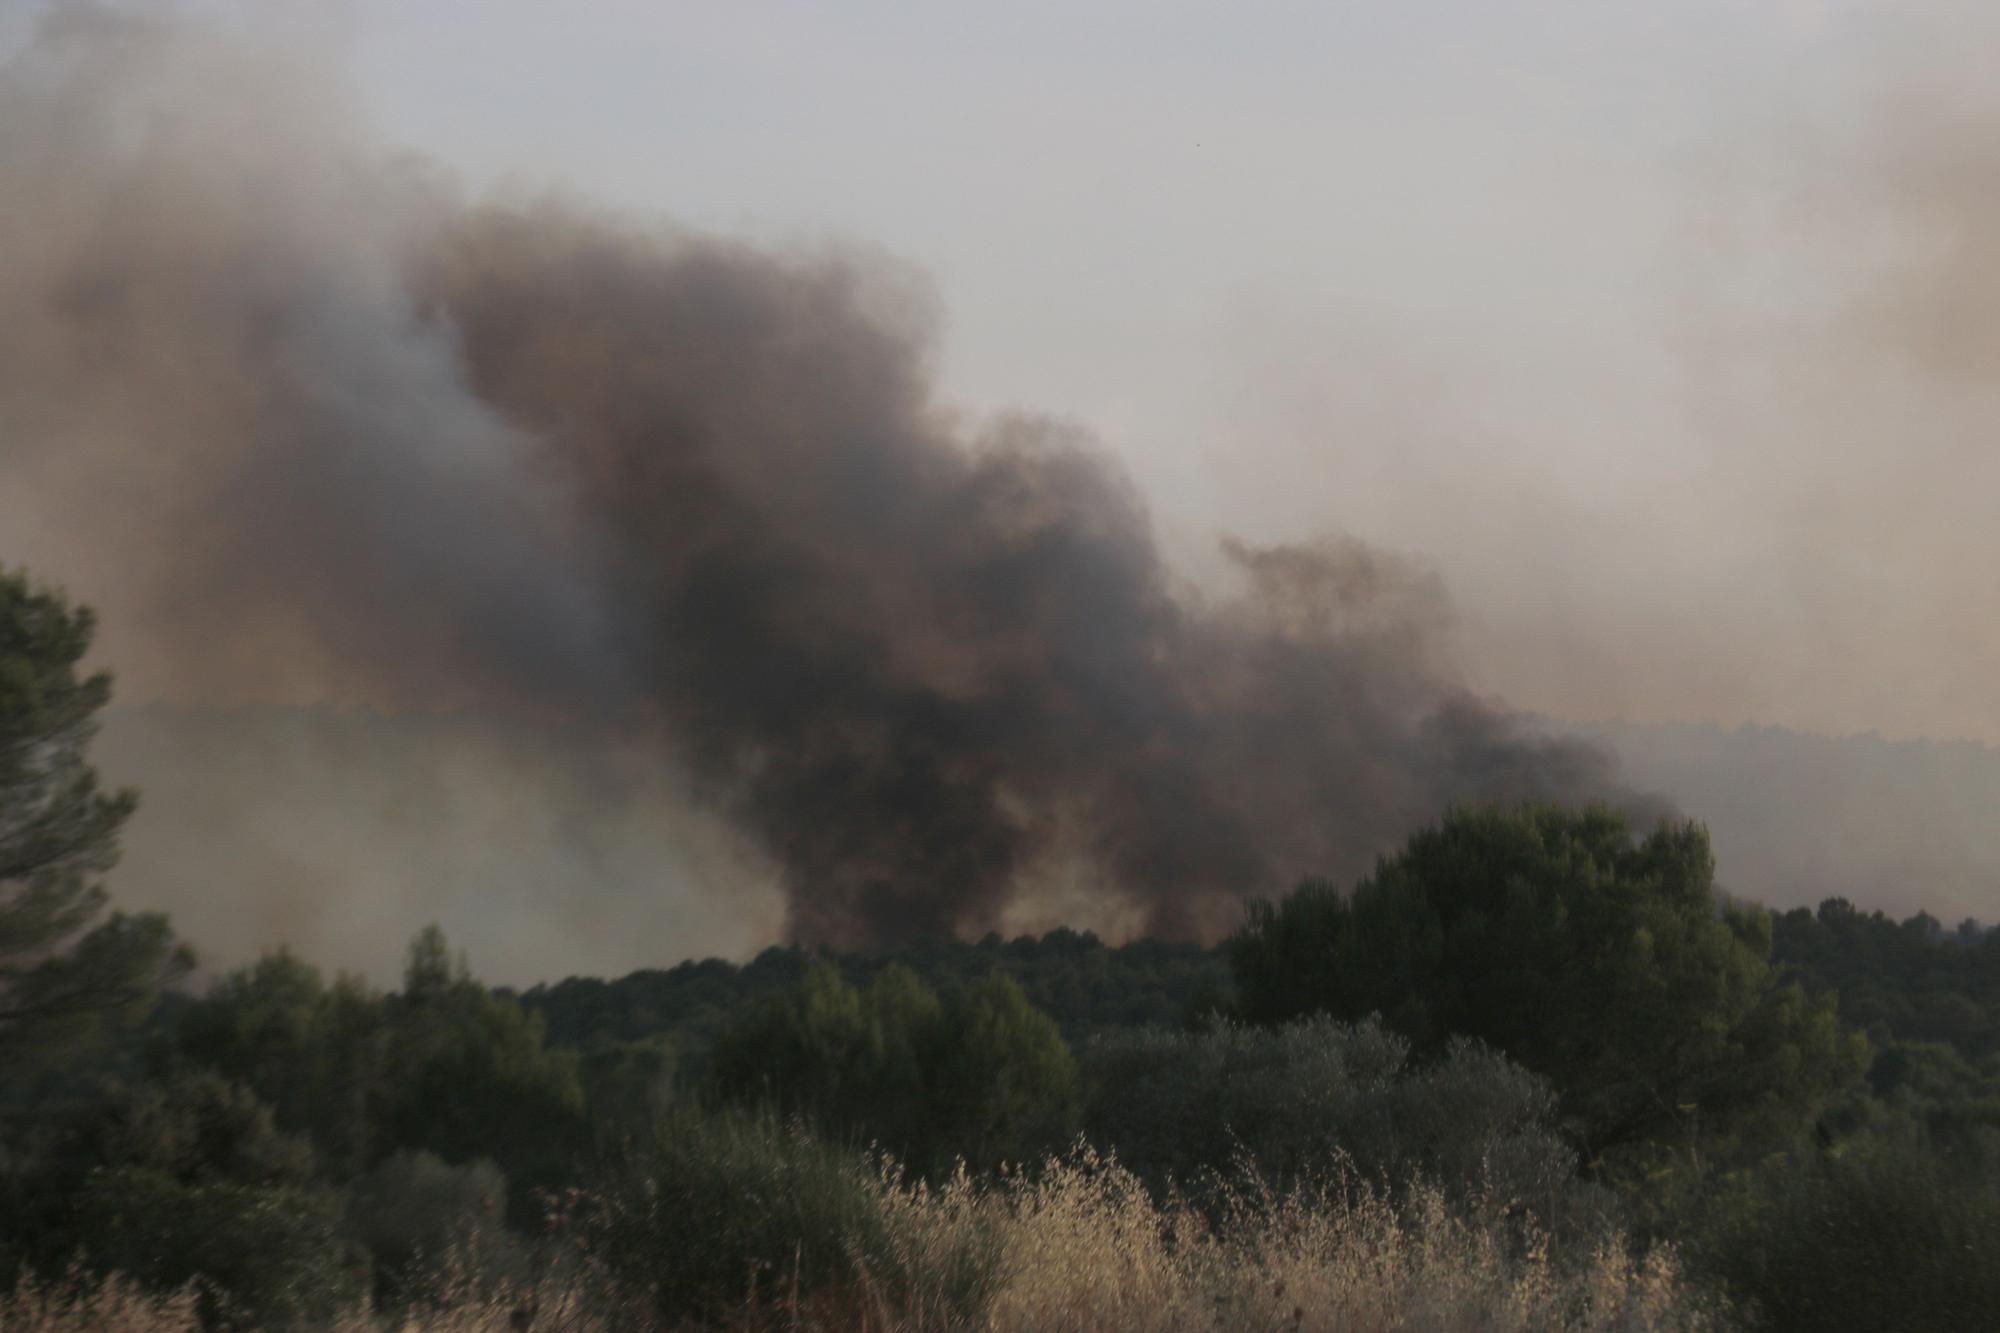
[2,1150,1714,1331]
[0,1263,608,1333]
[852,1148,1708,1333]
[0,1268,204,1333]
[732,1148,1712,1332]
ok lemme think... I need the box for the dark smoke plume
[0,10,1632,953]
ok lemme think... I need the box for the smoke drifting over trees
[0,10,1630,956]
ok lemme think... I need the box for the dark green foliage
[1231,803,1869,1162]
[383,928,588,1200]
[1082,1016,1611,1237]
[575,1107,999,1327]
[72,1169,361,1328]
[1773,897,2000,1059]
[574,1032,678,1132]
[928,970,1081,1172]
[712,962,1077,1174]
[518,928,1227,1059]
[167,949,390,1175]
[0,571,188,1064]
[520,948,813,1056]
[168,928,587,1213]
[346,1150,516,1304]
[3,925,580,1322]
[712,961,890,1111]
[1,1070,363,1327]
[57,1069,317,1188]
[1834,1036,2000,1163]
[1696,1136,2000,1332]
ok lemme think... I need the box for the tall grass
[859,1148,1707,1333]
[561,1114,1712,1330]
[0,1268,203,1333]
[3,1135,1715,1331]
[0,1265,605,1333]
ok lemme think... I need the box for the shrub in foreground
[1,1111,1714,1331]
[1696,1136,2000,1332]
[1,1072,365,1328]
[570,1107,1707,1331]
[346,1150,519,1308]
[1082,1014,1614,1241]
[573,1108,1001,1327]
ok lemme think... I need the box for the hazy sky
[313,0,1995,745]
[11,0,1995,744]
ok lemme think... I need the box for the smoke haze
[1,9,1633,975]
[1171,0,2000,748]
[11,4,2000,981]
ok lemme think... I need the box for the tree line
[4,565,1999,1329]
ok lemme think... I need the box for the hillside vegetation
[5,567,1998,1330]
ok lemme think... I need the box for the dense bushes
[539,1107,1707,1332]
[345,1150,516,1305]
[1081,1015,1607,1234]
[1230,805,1868,1168]
[164,930,587,1215]
[1772,898,2000,1058]
[518,928,1230,1057]
[70,1169,361,1328]
[711,962,1078,1174]
[575,1108,1002,1326]
[2,1133,1717,1331]
[0,937,588,1324]
[1694,1136,2000,1332]
[0,1071,363,1327]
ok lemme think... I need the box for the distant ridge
[1572,718,2000,926]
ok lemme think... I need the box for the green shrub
[346,1150,518,1306]
[1696,1136,2000,1331]
[712,962,1077,1175]
[72,1167,362,1328]
[575,1107,999,1326]
[1231,804,1867,1165]
[0,1072,364,1327]
[1082,1015,1614,1240]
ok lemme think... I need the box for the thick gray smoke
[0,10,1629,959]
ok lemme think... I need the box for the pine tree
[0,569,187,1062]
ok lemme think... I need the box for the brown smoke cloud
[0,8,1634,966]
